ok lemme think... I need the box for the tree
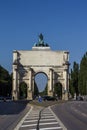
[69,71,75,97]
[19,82,27,99]
[0,65,12,97]
[43,84,48,95]
[69,62,79,97]
[79,52,87,95]
[39,84,48,96]
[54,82,62,99]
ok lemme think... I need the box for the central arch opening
[34,72,48,96]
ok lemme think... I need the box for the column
[17,71,20,99]
[49,68,53,91]
[27,68,33,100]
[12,65,18,100]
[13,50,19,100]
[63,69,68,100]
[29,68,32,91]
[64,70,67,91]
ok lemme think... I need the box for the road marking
[41,115,54,118]
[21,123,37,127]
[24,118,56,123]
[21,122,59,127]
[73,108,87,117]
[40,118,56,121]
[38,127,62,130]
[24,119,37,122]
[25,126,62,130]
[26,115,54,119]
[27,115,39,117]
[39,122,59,125]
[41,113,53,116]
[26,126,62,130]
[26,116,39,119]
[15,106,64,130]
[14,106,33,130]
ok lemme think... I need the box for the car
[42,95,58,101]
[76,96,84,101]
[0,96,12,102]
[0,96,4,100]
[0,96,6,102]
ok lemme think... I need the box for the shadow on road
[0,100,30,115]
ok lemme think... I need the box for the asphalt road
[51,101,87,130]
[0,100,31,130]
[14,106,64,130]
[0,100,87,130]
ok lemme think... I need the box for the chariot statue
[34,33,49,47]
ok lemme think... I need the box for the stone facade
[12,45,70,100]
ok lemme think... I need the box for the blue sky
[0,0,87,73]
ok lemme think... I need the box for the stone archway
[12,34,70,100]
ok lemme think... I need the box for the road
[14,106,65,130]
[51,101,87,130]
[0,100,87,130]
[0,100,30,130]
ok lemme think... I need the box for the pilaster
[48,68,53,96]
[12,65,18,100]
[27,68,33,100]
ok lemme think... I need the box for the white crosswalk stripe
[14,106,64,130]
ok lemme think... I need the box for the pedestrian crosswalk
[14,106,64,130]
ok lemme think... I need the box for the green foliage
[69,62,79,97]
[39,84,48,96]
[0,65,10,80]
[0,65,12,96]
[78,52,87,95]
[43,84,48,95]
[70,52,87,96]
[19,82,27,98]
[54,83,62,99]
[73,62,79,95]
[69,77,75,97]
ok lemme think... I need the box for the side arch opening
[19,82,27,99]
[54,82,62,100]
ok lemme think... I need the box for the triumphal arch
[12,34,70,100]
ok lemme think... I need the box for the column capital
[49,68,53,71]
[29,68,33,71]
